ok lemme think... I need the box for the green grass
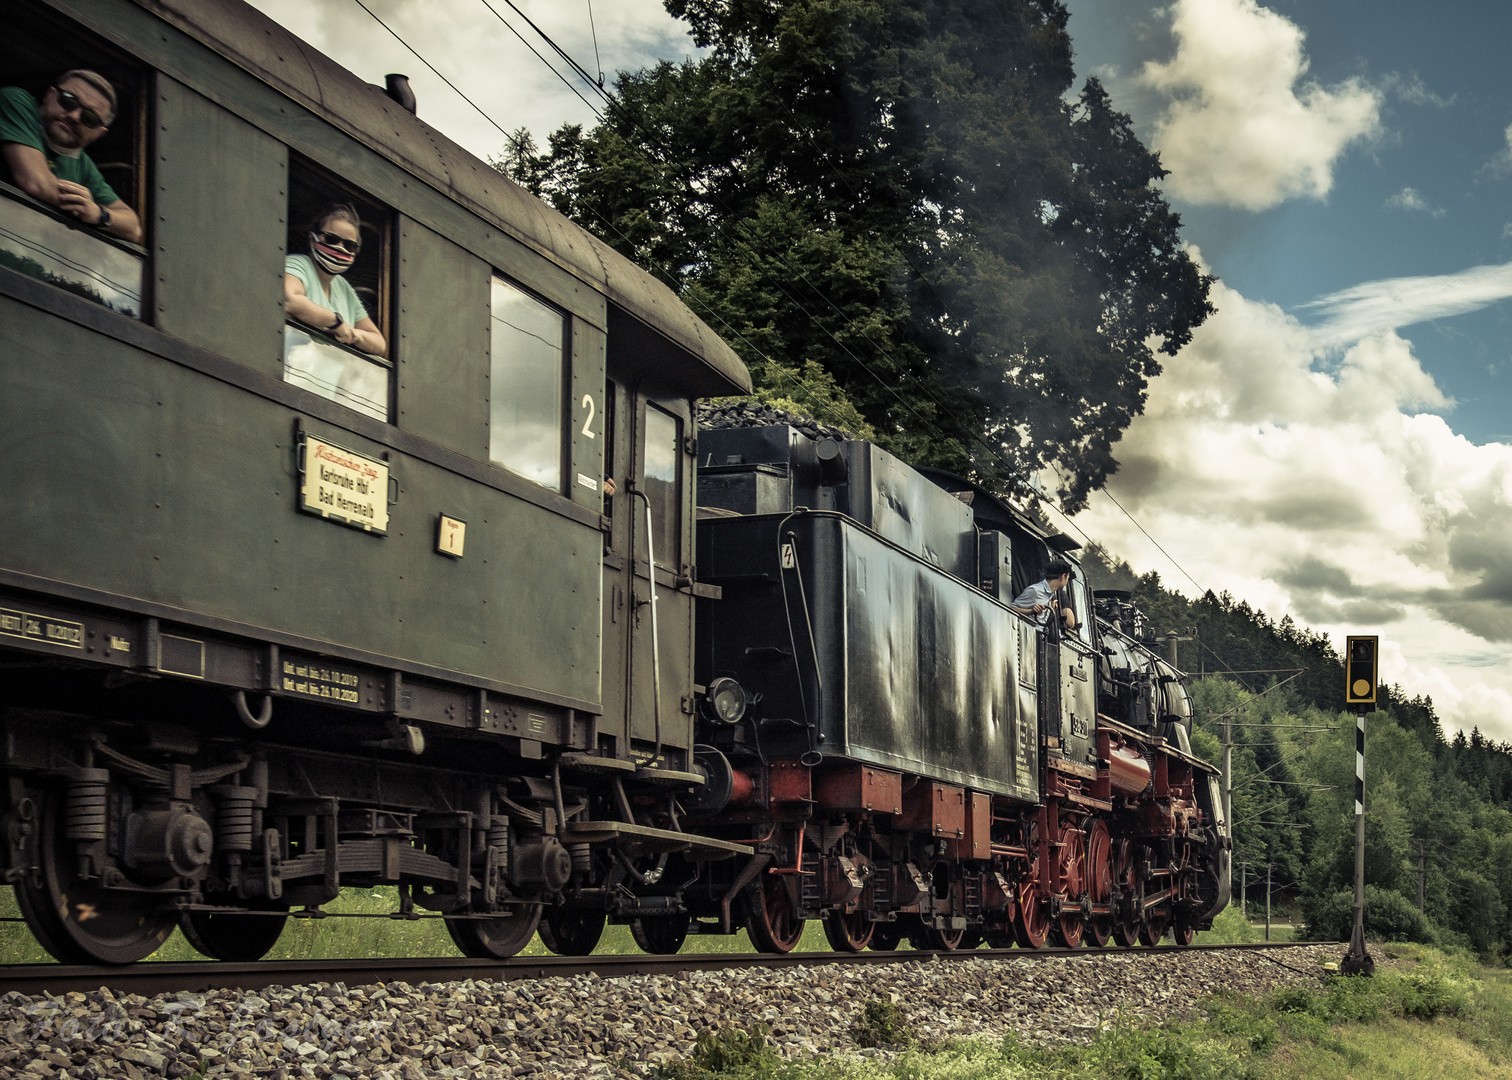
[1196,905,1299,945]
[649,944,1512,1080]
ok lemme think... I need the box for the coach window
[644,404,681,570]
[282,162,392,422]
[489,275,565,491]
[0,8,146,318]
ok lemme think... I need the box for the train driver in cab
[0,71,143,243]
[1011,559,1079,633]
[283,203,388,357]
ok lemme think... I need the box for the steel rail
[0,942,1328,997]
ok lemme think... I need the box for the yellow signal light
[1345,636,1378,707]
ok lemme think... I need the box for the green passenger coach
[0,0,750,963]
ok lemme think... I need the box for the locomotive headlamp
[706,677,748,724]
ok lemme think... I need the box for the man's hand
[54,178,100,224]
[332,320,360,348]
[50,178,143,242]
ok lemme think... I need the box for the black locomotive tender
[0,0,1228,964]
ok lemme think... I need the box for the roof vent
[384,74,416,114]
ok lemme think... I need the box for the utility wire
[585,0,605,86]
[342,0,810,408]
[347,0,604,134]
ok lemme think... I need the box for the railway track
[0,941,1328,997]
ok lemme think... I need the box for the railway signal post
[1342,635,1378,976]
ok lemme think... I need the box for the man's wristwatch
[94,205,111,229]
[327,313,344,332]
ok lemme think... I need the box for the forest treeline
[1085,547,1512,958]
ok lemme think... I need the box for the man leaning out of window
[0,70,142,244]
[1011,559,1079,633]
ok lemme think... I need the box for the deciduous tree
[507,0,1212,509]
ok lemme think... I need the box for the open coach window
[283,161,392,421]
[489,275,565,491]
[0,7,146,318]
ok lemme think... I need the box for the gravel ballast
[1,945,1341,1080]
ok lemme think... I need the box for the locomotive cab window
[282,162,392,422]
[1065,574,1096,647]
[0,7,146,317]
[489,275,566,491]
[644,403,681,570]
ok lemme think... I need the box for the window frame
[486,271,571,495]
[0,8,151,318]
[641,400,684,573]
[283,155,395,422]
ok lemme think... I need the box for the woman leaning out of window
[282,203,386,357]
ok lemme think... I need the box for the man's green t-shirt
[0,86,119,206]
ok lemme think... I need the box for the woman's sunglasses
[52,87,107,130]
[315,231,361,255]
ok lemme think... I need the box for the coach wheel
[16,784,179,965]
[630,914,689,954]
[1111,841,1143,948]
[181,901,289,962]
[823,909,874,952]
[1084,820,1114,948]
[1050,817,1085,948]
[746,873,805,953]
[869,922,904,951]
[1139,911,1168,947]
[539,908,607,956]
[445,903,542,959]
[1012,819,1049,949]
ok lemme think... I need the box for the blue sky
[249,0,1512,738]
[1071,0,1512,445]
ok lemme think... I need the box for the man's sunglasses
[315,231,361,255]
[53,87,107,130]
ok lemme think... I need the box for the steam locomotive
[0,0,1226,964]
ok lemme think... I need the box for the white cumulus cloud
[1074,266,1512,741]
[1137,0,1383,210]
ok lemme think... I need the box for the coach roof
[133,0,751,398]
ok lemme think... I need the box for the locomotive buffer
[1342,635,1378,977]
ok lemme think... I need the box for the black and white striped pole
[1342,635,1378,977]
